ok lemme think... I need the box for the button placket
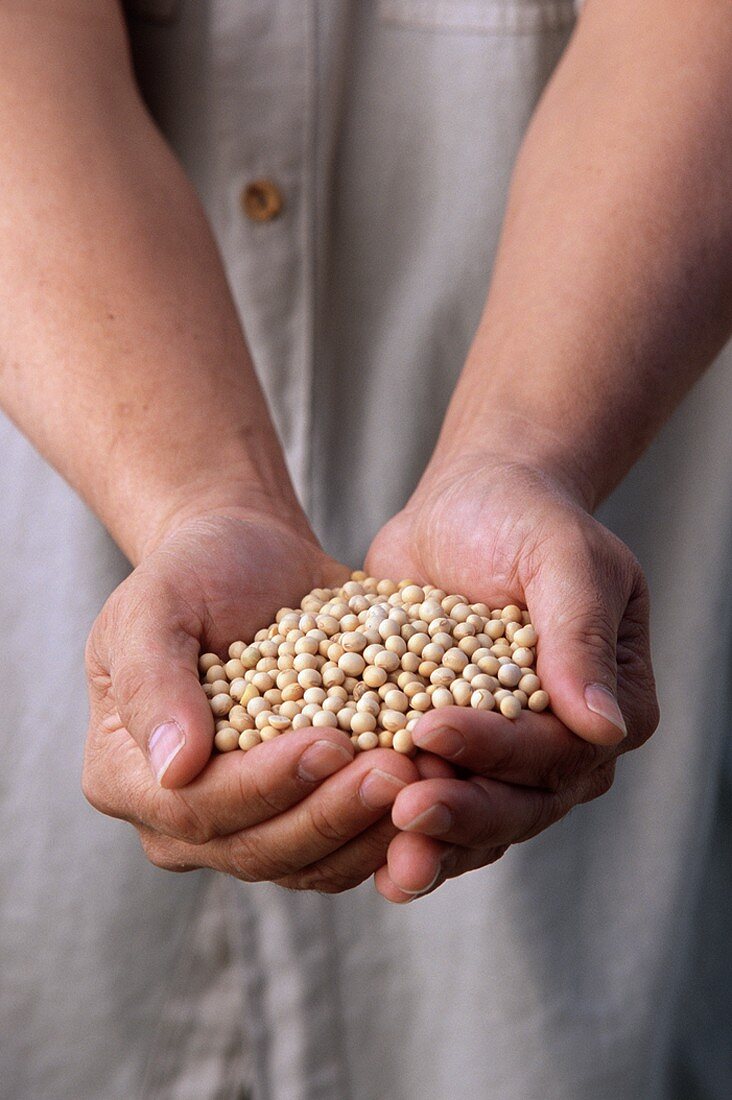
[208,0,316,513]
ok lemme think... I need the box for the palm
[366,462,656,749]
[366,465,552,609]
[142,513,349,653]
[86,512,349,789]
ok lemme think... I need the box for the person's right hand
[82,511,420,893]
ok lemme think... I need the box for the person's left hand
[365,458,660,902]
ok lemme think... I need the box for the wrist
[419,415,597,513]
[140,483,315,563]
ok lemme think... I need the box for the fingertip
[157,750,211,788]
[148,720,185,785]
[374,860,442,905]
[114,647,215,787]
[154,719,213,788]
[373,865,412,904]
[386,831,447,896]
[411,717,466,760]
[296,736,355,782]
[583,683,627,740]
[389,784,418,829]
[547,681,627,747]
[366,746,422,787]
[150,688,215,788]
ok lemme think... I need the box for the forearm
[0,1,307,563]
[429,0,732,508]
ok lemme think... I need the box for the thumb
[103,583,215,789]
[526,544,630,747]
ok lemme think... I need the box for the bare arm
[368,0,732,900]
[0,0,308,563]
[431,0,732,509]
[0,2,411,891]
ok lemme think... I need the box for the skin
[1,1,731,896]
[365,0,732,898]
[366,464,658,899]
[83,512,451,890]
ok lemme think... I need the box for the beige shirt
[1,2,730,1097]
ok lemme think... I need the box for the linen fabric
[1,2,730,1097]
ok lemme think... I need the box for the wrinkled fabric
[1,2,729,1098]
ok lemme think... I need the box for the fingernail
[359,769,407,810]
[400,861,444,898]
[584,684,627,737]
[400,803,453,836]
[298,740,353,782]
[412,725,465,758]
[149,721,185,783]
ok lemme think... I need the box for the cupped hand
[365,459,660,901]
[83,511,419,891]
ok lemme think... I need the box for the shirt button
[241,179,283,222]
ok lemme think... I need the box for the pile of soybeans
[200,572,549,756]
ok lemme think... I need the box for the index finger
[84,719,357,844]
[410,705,611,792]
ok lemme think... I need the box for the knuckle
[156,793,215,845]
[282,821,394,893]
[583,622,617,654]
[615,685,659,751]
[142,840,173,871]
[631,697,660,746]
[645,696,661,739]
[85,623,112,699]
[542,740,602,793]
[306,799,347,844]
[242,766,291,818]
[80,762,107,815]
[575,624,618,678]
[518,790,564,843]
[631,564,650,609]
[281,862,368,894]
[625,604,652,660]
[85,587,131,676]
[621,545,647,591]
[81,735,124,819]
[597,532,650,622]
[139,832,195,873]
[469,782,503,845]
[479,735,520,781]
[555,600,618,670]
[226,833,286,882]
[80,735,102,802]
[270,874,312,892]
[482,844,510,867]
[580,761,616,804]
[84,623,104,677]
[112,660,151,718]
